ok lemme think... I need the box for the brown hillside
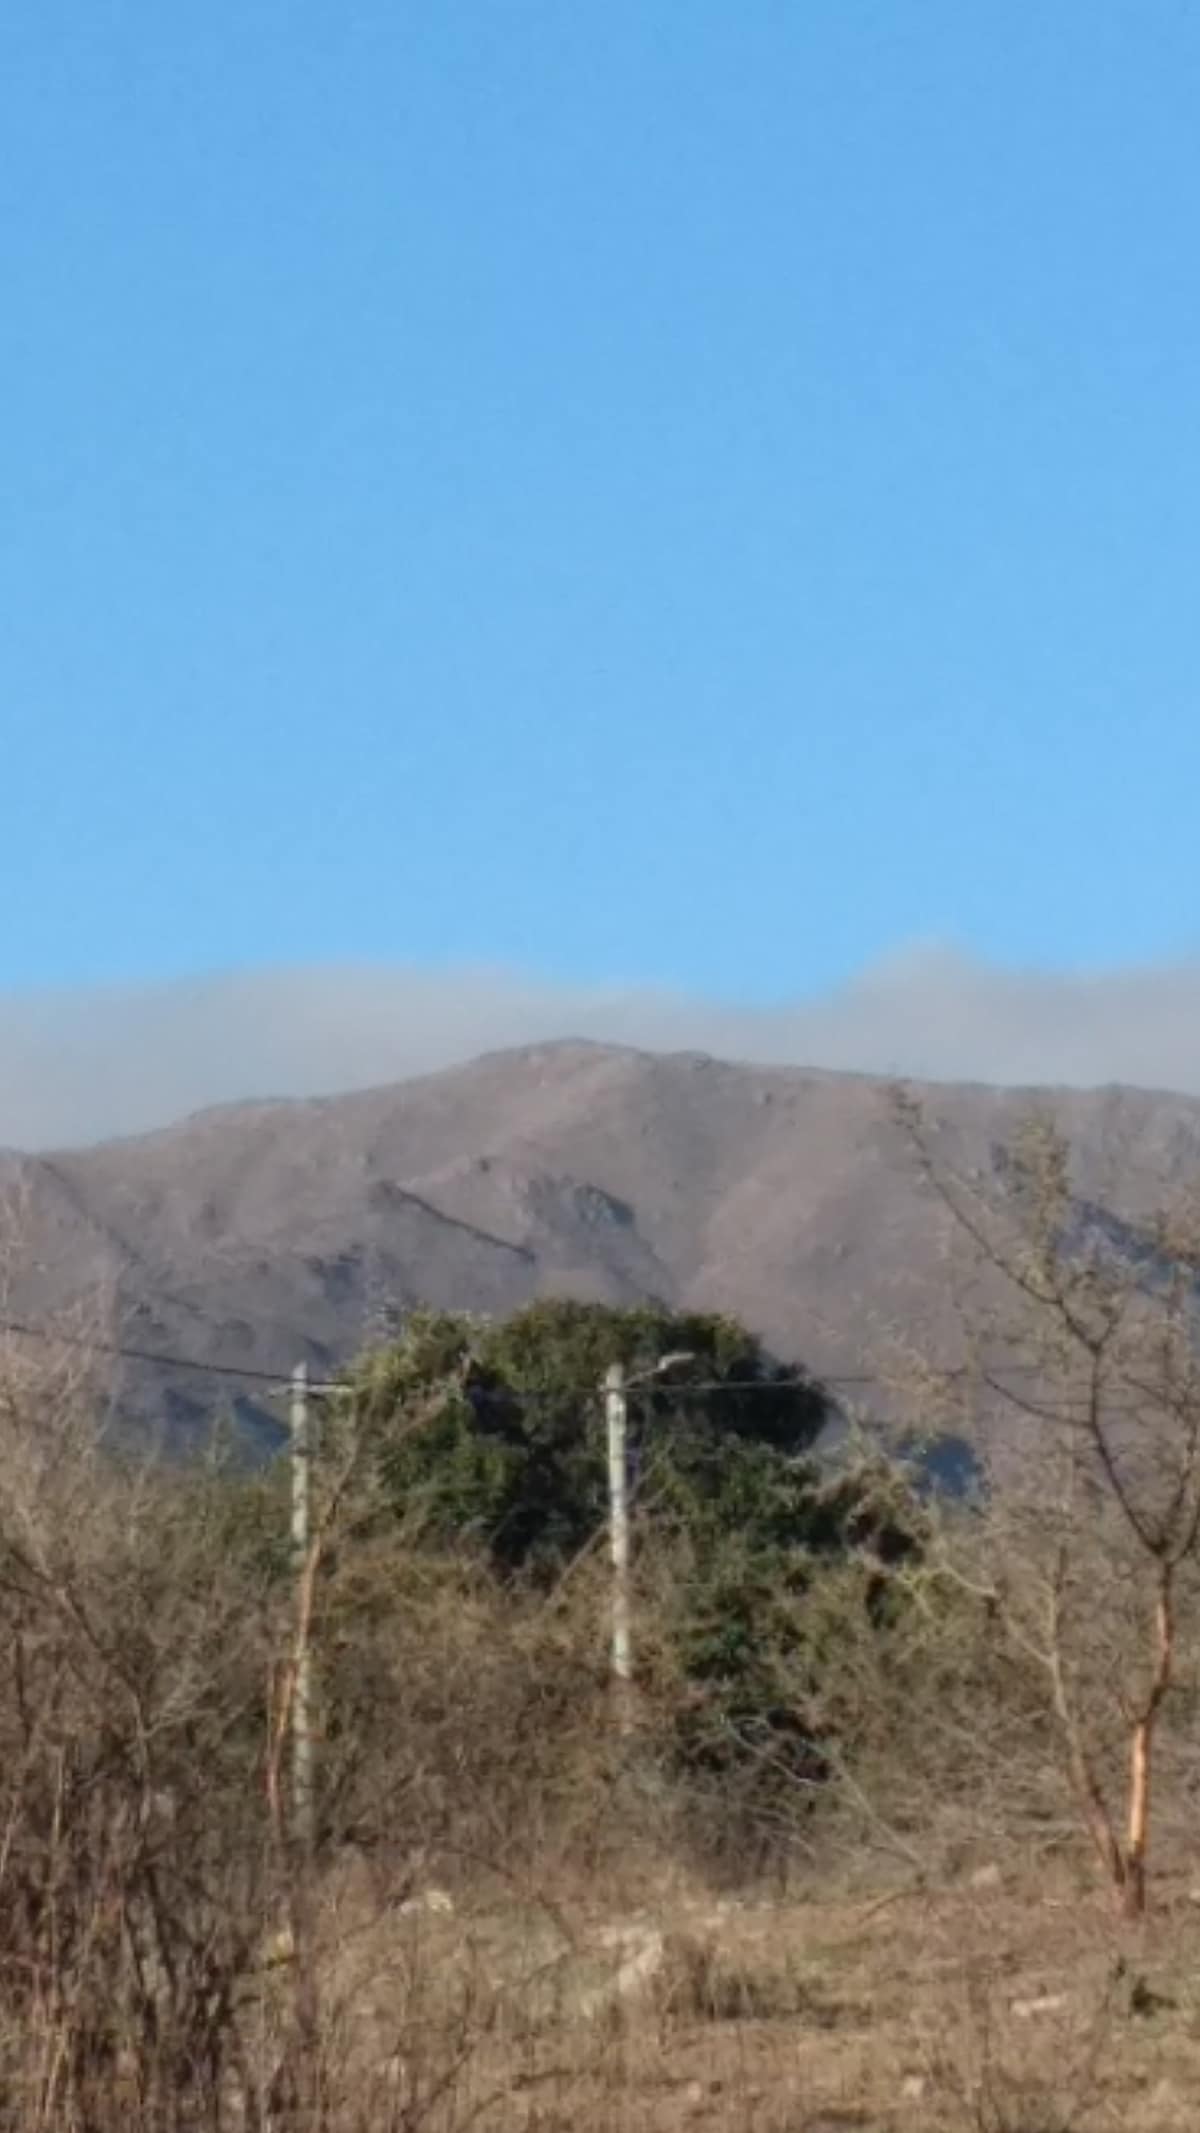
[6,1041,1200,1442]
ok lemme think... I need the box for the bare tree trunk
[1122,1572,1174,1921]
[1071,1750,1128,1901]
[1124,1725,1151,1920]
[1045,1580,1127,1900]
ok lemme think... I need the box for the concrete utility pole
[604,1351,695,1735]
[604,1361,633,1731]
[290,1360,315,1852]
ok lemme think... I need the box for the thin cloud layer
[4,948,1200,1150]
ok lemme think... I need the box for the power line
[638,1362,1048,1393]
[0,1315,849,1394]
[0,1311,1049,1403]
[0,1318,298,1389]
[0,1313,1176,1449]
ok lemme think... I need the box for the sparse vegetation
[894,1097,1200,1919]
[4,1110,1200,2131]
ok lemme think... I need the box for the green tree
[331,1302,925,1829]
[342,1299,832,1575]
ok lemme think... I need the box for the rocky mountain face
[4,1041,1199,1449]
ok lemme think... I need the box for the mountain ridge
[5,1041,1200,1446]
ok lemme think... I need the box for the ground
[296,1862,1200,2130]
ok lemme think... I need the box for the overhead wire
[0,1311,1059,1405]
[0,1316,298,1389]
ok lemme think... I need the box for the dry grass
[4,1285,1200,2130]
[256,1862,1200,2132]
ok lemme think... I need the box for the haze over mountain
[8,954,1200,1151]
[3,1040,1198,1450]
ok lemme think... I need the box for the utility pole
[603,1351,695,1737]
[604,1361,634,1733]
[290,1361,315,1853]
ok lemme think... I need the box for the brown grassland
[4,1109,1200,2130]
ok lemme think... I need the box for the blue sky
[3,1,1199,1008]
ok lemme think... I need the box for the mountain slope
[7,1041,1200,1446]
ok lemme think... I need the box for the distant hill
[4,1041,1199,1449]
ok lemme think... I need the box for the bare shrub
[923,1960,1122,2133]
[892,1096,1200,1917]
[319,1534,622,1891]
[0,1334,285,2129]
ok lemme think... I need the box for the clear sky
[3,1,1199,1004]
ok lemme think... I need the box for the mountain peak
[11,1045,1197,1449]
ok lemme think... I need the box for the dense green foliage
[333,1301,925,1803]
[342,1299,829,1571]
